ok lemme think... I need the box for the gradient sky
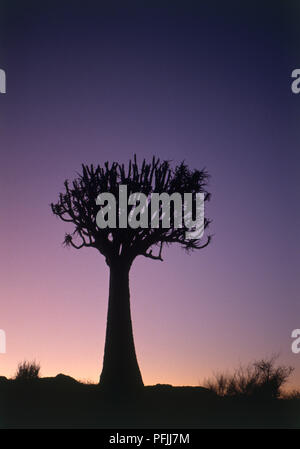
[0,1,299,389]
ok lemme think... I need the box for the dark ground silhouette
[0,375,299,429]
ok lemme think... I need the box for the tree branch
[143,241,164,261]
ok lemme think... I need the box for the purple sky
[0,1,299,388]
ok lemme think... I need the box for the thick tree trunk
[99,259,144,391]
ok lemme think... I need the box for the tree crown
[51,155,211,266]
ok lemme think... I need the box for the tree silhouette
[51,155,211,391]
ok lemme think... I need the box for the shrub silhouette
[15,361,40,381]
[205,356,294,399]
[281,389,300,400]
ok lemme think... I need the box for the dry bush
[15,360,40,381]
[204,356,294,399]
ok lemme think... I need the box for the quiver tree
[51,155,211,391]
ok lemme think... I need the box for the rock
[55,373,78,384]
